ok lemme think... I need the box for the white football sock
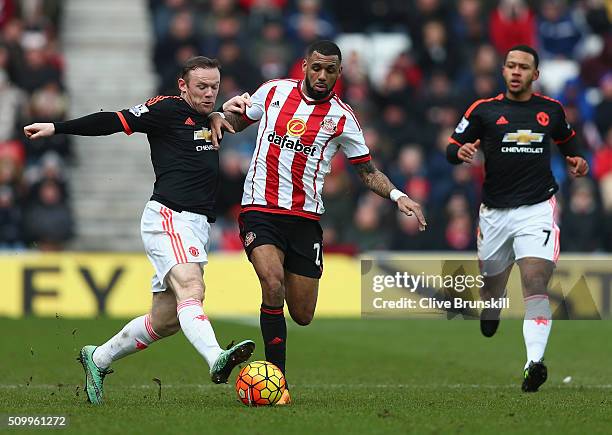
[523,295,552,369]
[93,314,161,369]
[177,298,223,368]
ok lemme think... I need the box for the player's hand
[566,156,589,177]
[457,139,480,164]
[208,113,235,150]
[23,123,55,139]
[397,196,427,231]
[223,92,252,114]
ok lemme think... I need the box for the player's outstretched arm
[354,160,427,231]
[24,112,124,139]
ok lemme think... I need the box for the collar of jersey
[503,93,535,104]
[297,80,335,105]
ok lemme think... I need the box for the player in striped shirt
[211,40,427,404]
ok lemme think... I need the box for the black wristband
[54,112,124,136]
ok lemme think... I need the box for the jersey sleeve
[450,103,484,147]
[551,103,576,145]
[336,112,371,165]
[244,80,278,124]
[116,96,173,135]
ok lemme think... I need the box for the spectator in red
[0,0,15,28]
[594,127,612,180]
[489,0,537,56]
[593,127,612,213]
[238,0,287,11]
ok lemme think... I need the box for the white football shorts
[477,196,560,277]
[141,200,211,292]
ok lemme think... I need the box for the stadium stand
[149,0,611,253]
[0,0,73,250]
[1,0,610,252]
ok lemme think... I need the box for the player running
[211,40,427,404]
[24,56,255,404]
[446,45,589,392]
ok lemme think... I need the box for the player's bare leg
[250,245,289,379]
[78,291,179,404]
[251,244,286,307]
[149,290,181,336]
[479,264,513,337]
[166,263,254,383]
[517,257,554,392]
[285,272,319,326]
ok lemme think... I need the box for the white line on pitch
[1,384,611,389]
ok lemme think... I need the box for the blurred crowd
[149,0,612,253]
[0,0,73,251]
[1,0,610,254]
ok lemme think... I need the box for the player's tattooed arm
[355,160,427,230]
[208,111,252,148]
[209,92,253,147]
[354,160,394,198]
[221,111,253,133]
[219,92,253,134]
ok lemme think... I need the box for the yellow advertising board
[0,252,360,318]
[1,252,610,319]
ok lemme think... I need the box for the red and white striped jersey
[241,78,371,220]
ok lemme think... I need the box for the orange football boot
[275,389,291,405]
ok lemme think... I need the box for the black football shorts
[238,210,323,279]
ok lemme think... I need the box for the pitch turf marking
[2,384,612,389]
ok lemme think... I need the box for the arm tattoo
[223,111,252,133]
[354,160,396,198]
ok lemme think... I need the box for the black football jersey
[117,96,219,221]
[451,93,576,208]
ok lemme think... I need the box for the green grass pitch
[1,317,610,434]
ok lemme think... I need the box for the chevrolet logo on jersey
[194,128,212,141]
[501,130,545,154]
[502,130,544,145]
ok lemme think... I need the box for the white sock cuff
[144,313,162,341]
[177,298,203,315]
[524,295,552,320]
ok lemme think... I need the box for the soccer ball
[235,361,286,406]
